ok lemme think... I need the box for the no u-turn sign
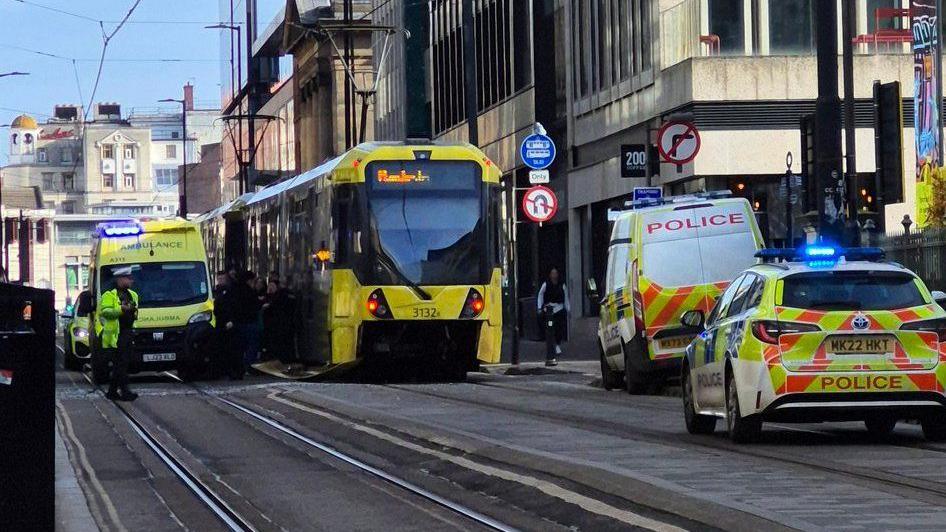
[522,186,558,223]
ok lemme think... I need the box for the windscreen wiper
[375,248,432,301]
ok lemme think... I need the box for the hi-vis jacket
[98,288,138,348]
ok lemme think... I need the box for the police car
[680,246,946,443]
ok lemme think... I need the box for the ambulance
[88,219,215,382]
[598,193,764,393]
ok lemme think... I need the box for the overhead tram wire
[0,44,219,62]
[7,0,245,25]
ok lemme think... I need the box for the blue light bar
[97,221,143,237]
[803,246,837,258]
[755,248,797,260]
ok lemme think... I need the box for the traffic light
[873,80,904,205]
[800,113,817,213]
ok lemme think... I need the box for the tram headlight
[460,289,485,319]
[367,289,392,319]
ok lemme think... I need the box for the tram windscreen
[365,160,485,285]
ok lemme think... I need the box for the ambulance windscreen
[641,204,757,287]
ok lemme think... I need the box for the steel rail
[161,373,518,532]
[80,372,256,532]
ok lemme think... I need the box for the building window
[61,149,72,163]
[37,147,48,162]
[769,0,813,54]
[62,172,75,191]
[166,144,177,159]
[103,174,114,189]
[42,172,54,190]
[708,0,745,55]
[102,144,114,159]
[124,145,135,159]
[62,201,75,214]
[123,174,135,190]
[154,168,178,188]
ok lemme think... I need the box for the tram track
[153,372,519,532]
[380,381,946,506]
[76,371,257,532]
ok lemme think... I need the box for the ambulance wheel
[599,344,621,391]
[921,417,946,442]
[622,340,648,395]
[726,369,761,444]
[682,362,716,434]
[864,417,897,438]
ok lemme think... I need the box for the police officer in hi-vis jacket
[99,266,139,401]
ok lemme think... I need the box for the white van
[598,194,764,393]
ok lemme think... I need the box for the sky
[0,0,232,165]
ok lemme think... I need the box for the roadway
[55,353,946,531]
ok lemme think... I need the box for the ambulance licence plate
[143,352,176,362]
[659,337,693,350]
[826,335,894,355]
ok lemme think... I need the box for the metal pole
[343,0,353,150]
[462,0,479,145]
[841,0,858,243]
[179,102,188,217]
[236,25,245,194]
[814,0,844,242]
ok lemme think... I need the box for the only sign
[522,186,558,223]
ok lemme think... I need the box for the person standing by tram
[537,268,570,366]
[213,270,241,379]
[100,267,139,401]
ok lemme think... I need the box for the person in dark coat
[536,268,570,366]
[232,271,262,374]
[261,279,294,362]
[212,271,240,379]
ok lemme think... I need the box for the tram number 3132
[413,307,441,318]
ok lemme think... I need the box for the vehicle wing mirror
[680,309,705,329]
[932,290,946,310]
[586,278,600,304]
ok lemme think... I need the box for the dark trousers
[107,332,132,393]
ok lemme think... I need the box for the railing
[699,34,720,56]
[879,228,946,292]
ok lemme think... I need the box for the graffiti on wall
[913,1,946,227]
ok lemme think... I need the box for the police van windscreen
[101,262,209,308]
[781,271,926,311]
[641,204,757,287]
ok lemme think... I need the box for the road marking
[57,401,128,532]
[269,392,685,532]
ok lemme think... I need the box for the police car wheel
[682,363,716,434]
[599,344,621,391]
[864,417,898,437]
[726,370,761,443]
[921,418,946,442]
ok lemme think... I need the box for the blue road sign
[633,187,662,201]
[520,133,556,170]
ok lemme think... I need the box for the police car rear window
[781,271,925,311]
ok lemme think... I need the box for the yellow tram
[198,142,505,379]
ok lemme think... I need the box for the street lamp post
[159,98,188,217]
[0,72,29,79]
[206,24,245,194]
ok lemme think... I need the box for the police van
[88,219,215,382]
[598,193,764,393]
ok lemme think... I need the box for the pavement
[55,421,98,532]
[513,316,599,364]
